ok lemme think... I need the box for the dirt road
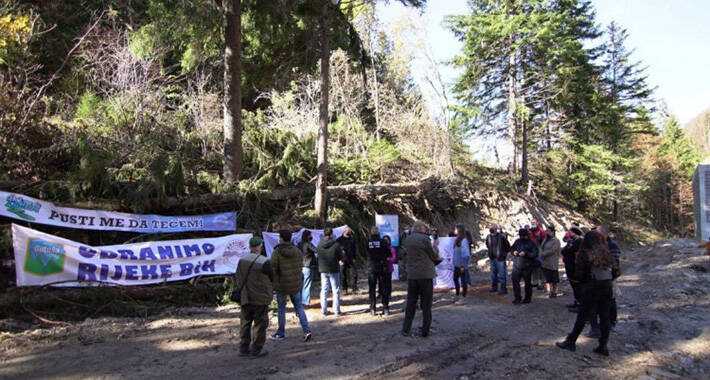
[1,239,708,379]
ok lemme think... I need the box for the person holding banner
[299,230,318,308]
[367,227,390,316]
[401,222,442,338]
[237,237,273,358]
[318,228,345,317]
[271,230,312,342]
[452,224,471,299]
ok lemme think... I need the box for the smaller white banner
[12,224,251,287]
[375,214,399,247]
[262,226,349,257]
[434,237,455,289]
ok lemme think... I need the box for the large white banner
[262,226,349,257]
[12,224,251,287]
[376,214,399,247]
[434,237,455,289]
[1,190,236,233]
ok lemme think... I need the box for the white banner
[1,190,236,233]
[12,224,251,287]
[434,237,455,289]
[262,226,349,257]
[376,214,399,247]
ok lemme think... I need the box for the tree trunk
[314,4,330,223]
[222,0,242,182]
[521,119,529,186]
[507,45,518,175]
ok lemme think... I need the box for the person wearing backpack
[556,230,620,357]
[318,227,345,317]
[236,237,273,358]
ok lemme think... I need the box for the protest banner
[262,226,349,257]
[12,224,251,287]
[1,190,236,233]
[375,214,399,247]
[434,237,455,289]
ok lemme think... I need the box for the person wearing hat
[236,236,273,358]
[510,228,539,304]
[540,225,561,298]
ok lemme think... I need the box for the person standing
[382,235,397,316]
[401,222,442,337]
[338,227,358,294]
[236,237,273,358]
[271,230,312,342]
[510,229,539,304]
[486,225,511,294]
[556,230,619,356]
[367,227,390,316]
[299,230,318,308]
[540,225,562,298]
[452,224,471,299]
[562,226,584,311]
[588,226,622,337]
[318,228,344,317]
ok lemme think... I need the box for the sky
[377,0,710,126]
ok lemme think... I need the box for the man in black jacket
[367,227,390,315]
[561,226,584,310]
[486,225,511,294]
[510,229,539,304]
[338,227,358,294]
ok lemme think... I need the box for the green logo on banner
[5,194,41,221]
[24,239,65,276]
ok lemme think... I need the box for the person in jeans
[452,224,471,298]
[367,227,390,315]
[271,230,312,342]
[540,225,561,298]
[382,235,397,316]
[401,222,442,338]
[236,237,273,358]
[338,227,358,294]
[556,230,620,357]
[299,230,318,308]
[318,228,344,317]
[486,225,511,294]
[510,228,539,304]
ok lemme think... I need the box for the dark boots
[556,339,576,352]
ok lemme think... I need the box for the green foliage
[658,116,702,177]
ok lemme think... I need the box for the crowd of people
[234,219,621,359]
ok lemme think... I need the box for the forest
[0,0,705,237]
[1,2,709,379]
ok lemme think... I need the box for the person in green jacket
[236,237,273,358]
[318,227,344,317]
[271,230,312,342]
[401,222,442,338]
